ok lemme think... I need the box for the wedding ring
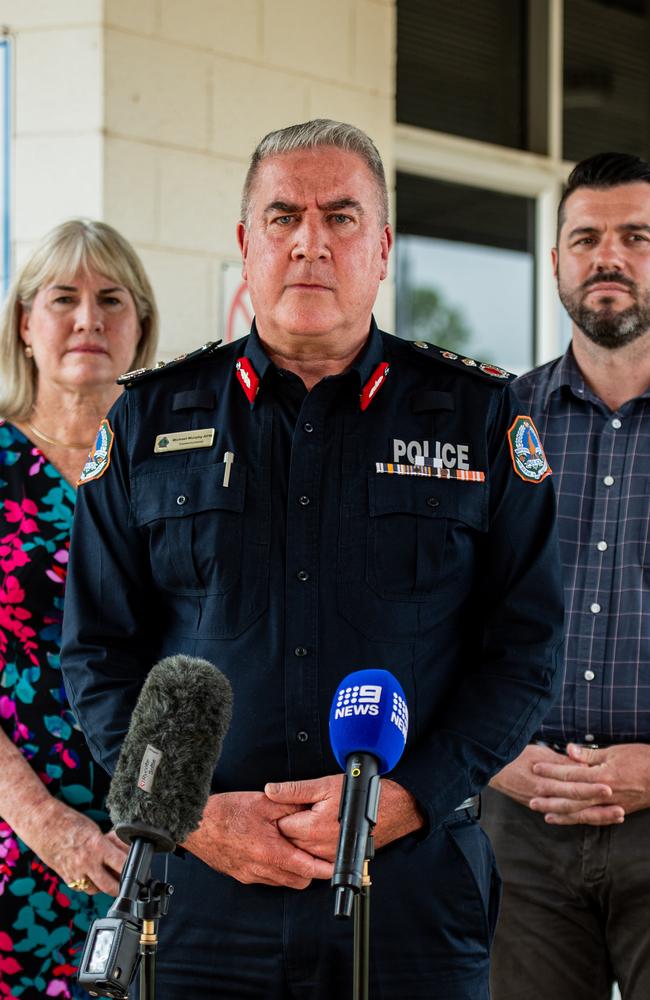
[67,876,94,892]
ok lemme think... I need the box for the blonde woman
[0,219,158,999]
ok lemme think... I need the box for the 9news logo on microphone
[329,669,408,775]
[334,681,409,738]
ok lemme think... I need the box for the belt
[451,794,480,819]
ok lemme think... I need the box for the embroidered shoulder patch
[77,419,114,486]
[507,416,551,483]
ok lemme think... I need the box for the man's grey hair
[240,119,389,227]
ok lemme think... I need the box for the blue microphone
[329,670,408,918]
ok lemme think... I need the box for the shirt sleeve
[61,394,155,775]
[389,383,565,834]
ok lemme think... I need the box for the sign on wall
[221,261,252,344]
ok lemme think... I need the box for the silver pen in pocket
[223,451,234,487]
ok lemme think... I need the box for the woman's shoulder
[0,418,29,459]
[0,419,30,460]
[0,420,63,497]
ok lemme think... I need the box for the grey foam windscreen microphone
[106,654,233,847]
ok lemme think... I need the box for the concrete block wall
[2,0,396,358]
[0,1,105,269]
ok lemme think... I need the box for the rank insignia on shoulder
[117,341,222,387]
[507,416,551,483]
[479,362,510,379]
[411,342,514,381]
[77,419,114,486]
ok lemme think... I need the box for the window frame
[394,0,572,365]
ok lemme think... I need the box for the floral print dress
[0,421,113,999]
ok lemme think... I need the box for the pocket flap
[130,463,245,526]
[368,472,487,530]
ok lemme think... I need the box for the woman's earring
[24,345,33,358]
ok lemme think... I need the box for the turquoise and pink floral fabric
[0,421,112,999]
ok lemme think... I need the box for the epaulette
[410,340,515,382]
[117,340,223,388]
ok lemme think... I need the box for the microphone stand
[135,874,174,1000]
[332,757,381,1000]
[352,842,374,1000]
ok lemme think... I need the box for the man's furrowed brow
[567,222,650,240]
[566,225,600,240]
[264,200,303,215]
[621,222,650,234]
[321,198,364,215]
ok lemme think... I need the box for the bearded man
[482,152,650,1000]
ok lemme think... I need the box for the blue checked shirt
[513,347,650,745]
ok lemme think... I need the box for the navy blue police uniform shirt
[61,322,564,833]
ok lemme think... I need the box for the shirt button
[294,646,308,657]
[611,418,622,429]
[585,733,595,742]
[603,475,614,486]
[296,731,309,743]
[303,422,314,433]
[597,541,608,552]
[176,495,187,505]
[298,495,311,506]
[584,670,595,681]
[590,602,601,614]
[297,569,310,582]
[426,497,440,508]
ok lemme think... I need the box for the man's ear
[237,222,249,282]
[551,246,559,280]
[379,224,393,282]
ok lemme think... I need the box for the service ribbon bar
[375,462,485,482]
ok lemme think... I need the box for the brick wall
[1,0,395,356]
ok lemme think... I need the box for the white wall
[1,0,396,358]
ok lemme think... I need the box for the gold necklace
[25,420,93,451]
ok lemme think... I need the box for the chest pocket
[130,462,269,636]
[338,472,488,641]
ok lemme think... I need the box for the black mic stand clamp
[331,754,381,1000]
[77,825,175,1000]
[134,879,175,1000]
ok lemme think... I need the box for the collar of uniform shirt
[240,317,387,408]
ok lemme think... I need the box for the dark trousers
[136,815,499,999]
[481,785,650,1000]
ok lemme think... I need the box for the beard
[558,269,650,349]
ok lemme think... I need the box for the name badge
[154,428,215,453]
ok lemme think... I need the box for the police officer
[61,119,564,1000]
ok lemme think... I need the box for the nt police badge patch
[507,416,551,483]
[77,419,114,486]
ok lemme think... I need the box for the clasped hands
[490,742,650,826]
[183,774,423,889]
